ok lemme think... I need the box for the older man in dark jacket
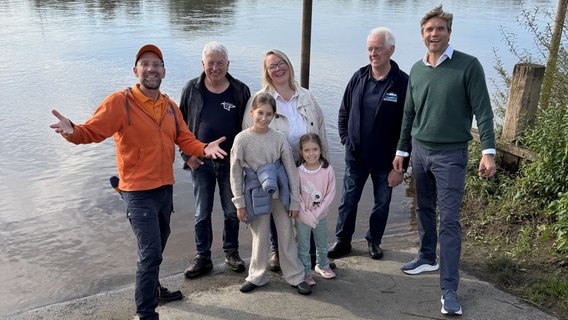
[179,41,251,278]
[329,27,409,261]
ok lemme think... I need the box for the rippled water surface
[0,0,556,315]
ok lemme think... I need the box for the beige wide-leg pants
[245,198,304,286]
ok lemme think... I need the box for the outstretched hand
[49,109,74,137]
[204,136,228,159]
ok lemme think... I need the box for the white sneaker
[304,275,316,286]
[315,265,336,279]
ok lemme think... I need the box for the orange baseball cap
[135,44,163,65]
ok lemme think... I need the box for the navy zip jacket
[338,60,409,170]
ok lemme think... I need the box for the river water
[0,0,556,315]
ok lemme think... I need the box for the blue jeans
[123,185,173,320]
[412,142,468,292]
[296,218,330,275]
[191,158,239,256]
[271,214,316,254]
[335,159,393,245]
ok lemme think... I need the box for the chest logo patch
[384,92,398,103]
[222,102,236,111]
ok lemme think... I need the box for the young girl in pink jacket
[295,133,337,285]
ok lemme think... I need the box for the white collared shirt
[273,90,307,156]
[422,44,454,67]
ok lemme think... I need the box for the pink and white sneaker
[304,275,316,286]
[315,265,336,279]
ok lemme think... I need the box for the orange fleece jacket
[66,85,206,191]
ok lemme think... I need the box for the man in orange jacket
[49,44,226,320]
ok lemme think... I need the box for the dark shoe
[157,285,183,303]
[225,249,245,273]
[401,257,439,275]
[329,262,337,269]
[293,281,312,295]
[368,242,384,260]
[239,281,258,293]
[184,255,213,279]
[327,242,351,259]
[268,251,280,272]
[441,289,463,315]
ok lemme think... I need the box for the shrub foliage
[466,4,568,251]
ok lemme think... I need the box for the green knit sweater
[397,50,495,152]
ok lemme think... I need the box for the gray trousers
[412,142,468,292]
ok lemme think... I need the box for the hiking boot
[184,255,213,279]
[315,265,336,279]
[441,289,463,315]
[157,285,183,303]
[327,242,351,259]
[268,251,280,272]
[400,256,439,275]
[225,249,245,273]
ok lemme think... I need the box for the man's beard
[141,76,162,90]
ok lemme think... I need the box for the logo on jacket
[222,102,236,111]
[383,92,398,103]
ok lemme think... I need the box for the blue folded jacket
[243,160,290,223]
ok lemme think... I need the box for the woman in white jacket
[243,49,328,271]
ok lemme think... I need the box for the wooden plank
[471,128,537,161]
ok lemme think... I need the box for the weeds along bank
[457,3,568,318]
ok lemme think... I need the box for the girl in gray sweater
[230,92,311,295]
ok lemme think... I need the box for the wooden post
[300,0,312,89]
[501,63,545,143]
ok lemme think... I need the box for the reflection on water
[0,0,555,315]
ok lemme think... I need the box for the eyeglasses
[137,61,164,69]
[267,60,287,72]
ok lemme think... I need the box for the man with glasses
[49,44,227,320]
[329,27,409,262]
[179,41,251,279]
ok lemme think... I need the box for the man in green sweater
[392,5,496,316]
